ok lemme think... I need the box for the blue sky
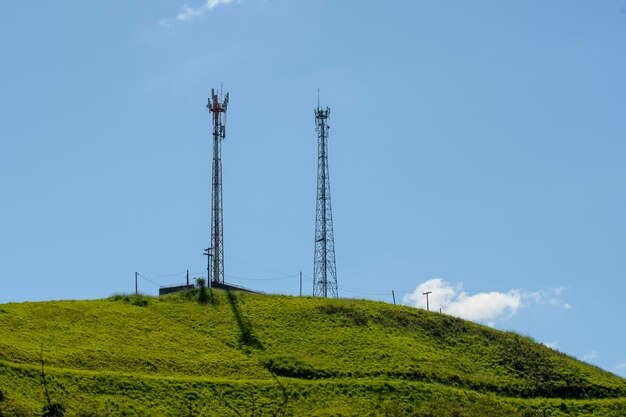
[1,1,625,377]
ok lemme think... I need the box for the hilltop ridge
[0,289,625,416]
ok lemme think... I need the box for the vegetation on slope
[0,290,625,416]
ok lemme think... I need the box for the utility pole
[422,291,432,311]
[135,272,138,295]
[299,271,303,297]
[207,87,229,287]
[313,97,338,298]
[186,269,189,286]
[203,247,213,288]
[392,290,396,305]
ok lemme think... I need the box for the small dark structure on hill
[159,281,258,296]
[158,284,195,296]
[210,282,258,293]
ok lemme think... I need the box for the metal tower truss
[313,104,338,298]
[207,88,229,287]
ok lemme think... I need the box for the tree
[196,278,209,304]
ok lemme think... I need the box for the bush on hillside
[41,402,64,417]
[108,294,149,307]
[263,355,332,379]
[196,278,209,304]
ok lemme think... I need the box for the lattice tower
[313,104,338,298]
[206,88,229,286]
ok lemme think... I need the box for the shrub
[263,355,331,379]
[42,402,65,417]
[196,278,209,304]
[108,294,149,307]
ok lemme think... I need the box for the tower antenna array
[313,100,338,298]
[207,88,229,286]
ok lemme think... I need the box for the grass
[0,289,625,416]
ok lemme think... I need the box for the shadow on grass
[198,287,217,306]
[226,290,264,350]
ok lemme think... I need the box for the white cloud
[176,4,205,21]
[543,341,559,350]
[447,290,522,322]
[617,363,626,370]
[402,278,521,323]
[160,0,237,26]
[524,287,571,309]
[402,278,570,324]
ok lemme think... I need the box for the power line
[138,268,415,304]
[136,273,163,287]
[230,256,295,277]
[153,271,188,278]
[225,273,298,282]
[339,287,391,296]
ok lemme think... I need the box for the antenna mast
[313,99,338,298]
[207,88,229,286]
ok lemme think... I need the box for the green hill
[0,289,625,416]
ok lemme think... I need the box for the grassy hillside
[0,289,625,416]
